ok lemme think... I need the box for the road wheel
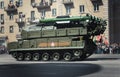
[42,53,49,61]
[24,53,32,61]
[12,52,17,58]
[33,53,40,61]
[74,50,82,57]
[52,52,60,61]
[17,53,24,61]
[63,52,71,61]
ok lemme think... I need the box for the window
[19,28,22,32]
[9,26,14,33]
[31,11,35,20]
[80,5,84,13]
[9,0,14,2]
[0,26,4,33]
[52,8,56,16]
[66,6,71,15]
[31,0,35,5]
[19,12,23,18]
[0,1,4,9]
[0,14,4,24]
[0,14,4,20]
[41,10,46,19]
[52,0,56,2]
[0,40,5,46]
[9,13,14,20]
[94,3,99,11]
[18,0,23,6]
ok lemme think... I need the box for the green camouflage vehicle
[8,14,106,61]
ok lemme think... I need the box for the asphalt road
[0,54,120,77]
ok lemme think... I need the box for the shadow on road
[0,63,102,77]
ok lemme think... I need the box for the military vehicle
[8,14,106,61]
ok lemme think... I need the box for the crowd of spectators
[0,46,8,54]
[95,42,120,54]
[94,34,120,54]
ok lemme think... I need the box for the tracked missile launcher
[8,14,106,61]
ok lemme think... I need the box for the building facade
[0,0,110,47]
[108,0,120,44]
